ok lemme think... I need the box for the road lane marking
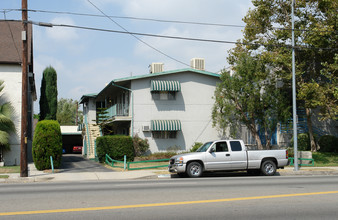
[1,190,338,216]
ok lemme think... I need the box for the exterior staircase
[280,108,327,137]
[85,124,101,160]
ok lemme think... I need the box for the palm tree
[0,80,16,162]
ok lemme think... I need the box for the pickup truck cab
[168,140,289,178]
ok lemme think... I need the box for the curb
[1,168,338,183]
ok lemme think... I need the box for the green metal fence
[127,159,169,170]
[105,154,169,170]
[289,157,315,167]
[105,154,125,169]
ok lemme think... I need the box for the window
[215,142,228,152]
[230,141,242,151]
[152,91,176,100]
[152,131,177,139]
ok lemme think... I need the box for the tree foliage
[40,66,58,120]
[57,98,83,125]
[213,51,290,149]
[0,80,16,161]
[224,0,337,151]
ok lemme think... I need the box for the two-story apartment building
[80,59,223,157]
[0,20,36,165]
[80,59,337,159]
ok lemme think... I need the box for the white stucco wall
[0,65,22,165]
[84,98,96,124]
[60,126,82,135]
[131,71,221,152]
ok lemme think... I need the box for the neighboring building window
[152,131,177,139]
[152,91,176,100]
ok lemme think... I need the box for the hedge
[290,133,317,151]
[96,135,134,163]
[32,120,62,170]
[318,135,338,153]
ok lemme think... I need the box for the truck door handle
[226,154,230,157]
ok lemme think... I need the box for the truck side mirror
[209,148,215,153]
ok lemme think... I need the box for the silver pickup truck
[168,140,289,177]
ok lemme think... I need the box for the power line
[25,20,337,51]
[2,8,336,34]
[86,0,190,68]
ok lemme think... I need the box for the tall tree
[0,80,16,162]
[238,0,337,151]
[40,66,58,120]
[56,98,83,125]
[213,51,290,149]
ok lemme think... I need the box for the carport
[61,126,83,154]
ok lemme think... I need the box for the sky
[1,0,253,113]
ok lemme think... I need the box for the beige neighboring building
[0,20,37,165]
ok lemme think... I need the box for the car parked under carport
[61,126,83,154]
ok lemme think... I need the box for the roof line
[94,68,220,99]
[114,68,220,83]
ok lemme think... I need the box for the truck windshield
[196,142,213,152]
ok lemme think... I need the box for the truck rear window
[230,141,242,151]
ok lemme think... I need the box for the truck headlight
[175,157,184,166]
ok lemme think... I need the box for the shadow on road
[60,154,112,173]
[170,171,281,178]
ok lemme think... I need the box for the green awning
[77,123,84,131]
[150,80,181,91]
[151,120,181,131]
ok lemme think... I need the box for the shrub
[96,135,134,163]
[190,142,203,152]
[132,134,149,157]
[290,133,314,151]
[32,120,62,170]
[318,135,338,153]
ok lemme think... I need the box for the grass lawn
[0,166,20,174]
[312,152,338,167]
[105,161,169,171]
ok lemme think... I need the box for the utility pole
[20,0,28,177]
[291,0,299,171]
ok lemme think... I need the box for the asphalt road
[60,154,111,173]
[1,175,338,219]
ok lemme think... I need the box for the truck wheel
[261,160,276,176]
[187,162,203,178]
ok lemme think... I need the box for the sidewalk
[1,163,338,183]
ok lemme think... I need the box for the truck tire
[187,162,203,178]
[261,160,277,176]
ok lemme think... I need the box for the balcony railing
[105,104,129,118]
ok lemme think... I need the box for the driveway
[60,154,112,173]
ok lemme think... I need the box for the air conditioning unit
[190,58,205,71]
[150,63,164,73]
[142,125,150,132]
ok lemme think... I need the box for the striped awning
[151,120,182,131]
[150,80,181,91]
[77,123,84,131]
